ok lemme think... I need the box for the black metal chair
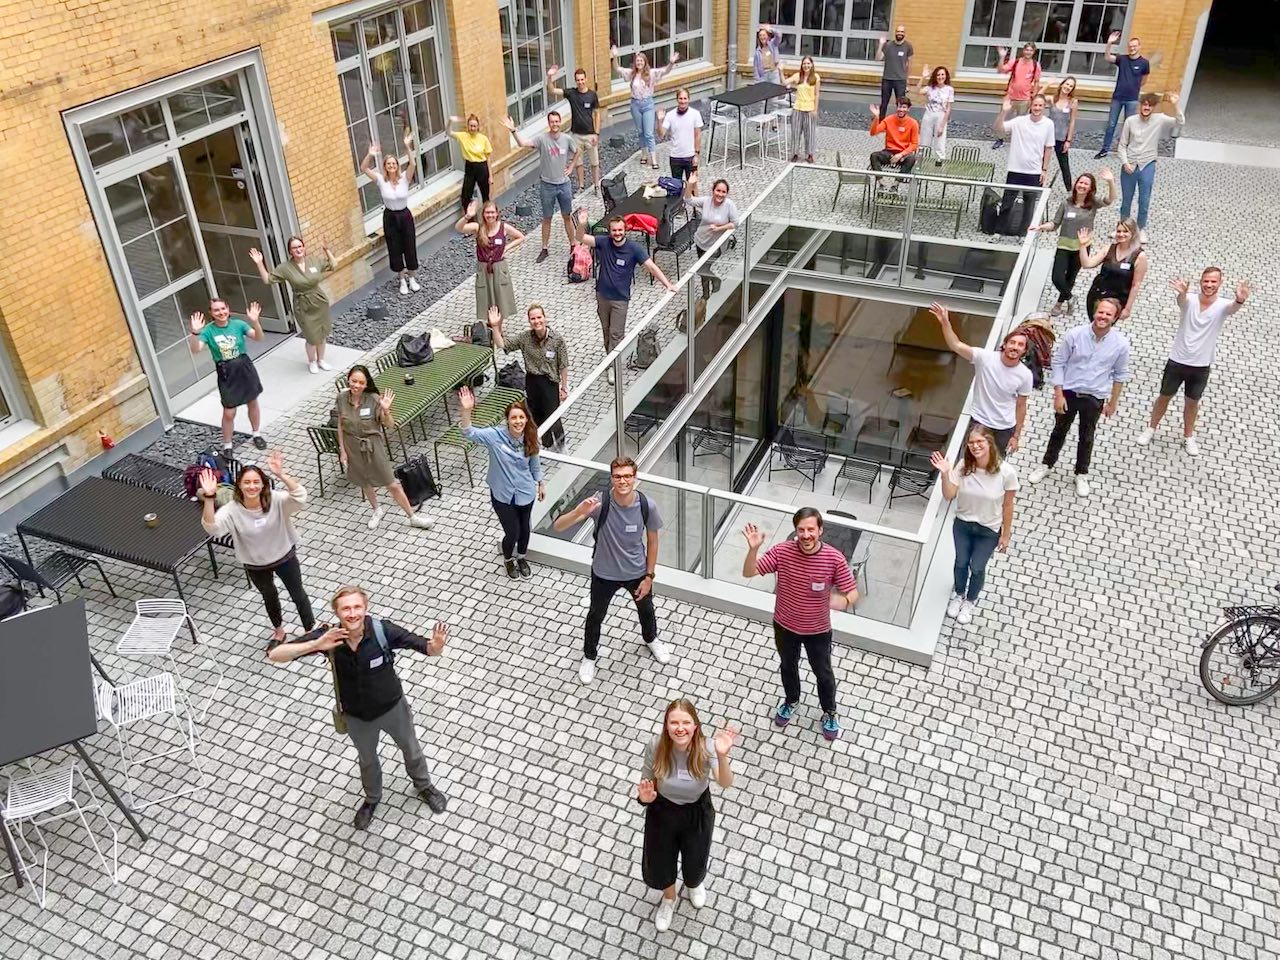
[768,427,829,491]
[854,416,900,465]
[0,550,117,603]
[907,415,954,454]
[888,451,936,504]
[832,457,880,502]
[828,509,870,593]
[307,425,343,497]
[653,209,698,281]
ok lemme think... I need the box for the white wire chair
[115,598,223,722]
[1,760,119,908]
[94,673,205,810]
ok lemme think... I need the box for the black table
[17,477,218,607]
[607,187,684,226]
[707,82,793,169]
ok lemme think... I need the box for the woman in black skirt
[638,699,739,932]
[188,298,268,458]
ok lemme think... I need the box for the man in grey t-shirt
[553,455,670,684]
[502,111,579,263]
[876,25,914,117]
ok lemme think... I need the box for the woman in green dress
[250,237,334,374]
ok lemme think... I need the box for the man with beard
[876,25,914,119]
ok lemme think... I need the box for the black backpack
[396,332,434,366]
[497,361,525,390]
[591,492,651,555]
[979,187,1000,234]
[628,327,659,370]
[470,321,493,347]
[0,582,28,620]
[394,455,442,505]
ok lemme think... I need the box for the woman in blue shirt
[459,386,545,579]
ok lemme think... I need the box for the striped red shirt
[756,540,857,634]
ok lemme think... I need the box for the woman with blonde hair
[916,64,955,163]
[448,113,494,211]
[930,425,1018,626]
[1048,76,1079,187]
[249,237,334,374]
[1078,217,1147,320]
[637,699,740,932]
[786,56,820,163]
[455,199,525,323]
[611,44,680,167]
[361,131,421,297]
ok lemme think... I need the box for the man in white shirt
[1137,267,1249,456]
[657,89,703,181]
[992,92,1054,234]
[929,302,1032,455]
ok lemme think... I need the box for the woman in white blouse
[611,45,679,168]
[930,426,1018,626]
[361,131,421,297]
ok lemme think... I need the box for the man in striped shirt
[743,508,859,741]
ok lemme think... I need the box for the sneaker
[535,248,550,264]
[408,276,421,292]
[606,367,615,386]
[251,434,267,450]
[1075,475,1091,497]
[820,713,842,741]
[687,884,707,909]
[504,559,519,579]
[353,800,377,830]
[1050,301,1066,317]
[516,558,532,578]
[222,444,234,460]
[399,278,409,296]
[1093,149,1108,160]
[1183,435,1200,456]
[1139,228,1148,246]
[647,638,672,664]
[308,361,320,375]
[578,658,596,684]
[946,593,964,618]
[317,359,333,371]
[1028,464,1052,484]
[418,785,447,814]
[992,138,1004,150]
[774,702,796,727]
[654,897,676,932]
[409,513,433,529]
[956,601,976,625]
[367,505,386,530]
[1136,427,1155,446]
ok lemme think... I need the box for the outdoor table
[707,82,793,169]
[603,187,686,259]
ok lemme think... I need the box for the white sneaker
[399,278,409,296]
[946,593,964,618]
[647,638,672,664]
[317,359,333,371]
[408,513,433,529]
[1028,464,1052,484]
[408,276,421,292]
[1183,435,1200,456]
[1136,427,1155,446]
[654,897,676,932]
[1050,301,1065,317]
[606,367,615,386]
[687,883,707,908]
[367,506,386,529]
[308,361,320,375]
[578,658,596,684]
[1075,475,1091,497]
[956,600,976,625]
[1139,228,1148,245]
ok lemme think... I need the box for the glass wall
[755,0,893,62]
[609,0,707,68]
[499,0,568,126]
[962,0,1133,75]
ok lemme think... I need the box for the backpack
[470,321,493,347]
[657,176,685,196]
[979,187,1000,235]
[629,326,659,370]
[370,617,392,663]
[0,582,29,620]
[394,455,442,505]
[591,492,651,556]
[497,360,526,391]
[567,242,593,283]
[396,332,435,366]
[1005,57,1041,94]
[185,450,233,497]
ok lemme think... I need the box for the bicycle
[1199,584,1280,706]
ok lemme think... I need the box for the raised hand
[467,199,480,218]
[929,450,951,475]
[500,115,517,131]
[1099,167,1115,181]
[367,141,381,157]
[1166,91,1180,106]
[402,129,414,149]
[448,115,461,124]
[547,65,559,78]
[928,301,950,325]
[266,449,284,476]
[637,779,657,803]
[997,46,1009,59]
[189,312,206,335]
[1168,277,1189,297]
[578,493,602,517]
[669,52,680,65]
[1108,31,1121,44]
[248,247,264,264]
[198,467,219,498]
[378,390,394,412]
[1077,227,1092,247]
[869,103,880,119]
[610,44,618,58]
[656,107,666,124]
[1236,280,1250,302]
[246,301,263,323]
[712,724,742,756]
[487,304,502,327]
[743,522,765,550]
[427,621,448,655]
[458,385,475,410]
[313,627,348,652]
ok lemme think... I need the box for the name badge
[897,51,904,56]
[615,258,626,266]
[545,350,556,359]
[675,768,693,781]
[359,406,372,417]
[254,518,268,528]
[625,523,639,532]
[1120,262,1131,271]
[309,266,318,273]
[369,656,384,669]
[811,582,826,592]
[494,236,504,245]
[1065,212,1075,219]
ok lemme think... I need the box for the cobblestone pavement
[2,121,1279,960]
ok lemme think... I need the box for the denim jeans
[1120,161,1157,228]
[1101,98,1138,153]
[952,519,1000,602]
[631,96,656,151]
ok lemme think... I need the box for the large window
[610,0,706,69]
[755,0,892,62]
[499,0,568,127]
[331,1,452,217]
[962,0,1133,75]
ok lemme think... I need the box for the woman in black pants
[1079,218,1148,321]
[1031,168,1113,316]
[199,451,314,643]
[449,114,493,210]
[361,131,421,297]
[637,699,739,933]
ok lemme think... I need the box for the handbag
[396,332,435,366]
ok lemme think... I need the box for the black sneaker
[516,558,532,578]
[353,800,378,830]
[504,559,519,579]
[251,434,267,450]
[221,444,234,460]
[535,249,550,264]
[991,139,1004,150]
[419,785,448,814]
[1093,149,1108,160]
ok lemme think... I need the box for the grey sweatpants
[790,109,817,158]
[345,697,434,803]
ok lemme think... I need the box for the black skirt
[215,353,263,408]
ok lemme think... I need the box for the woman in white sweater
[199,451,314,642]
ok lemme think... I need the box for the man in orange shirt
[869,98,920,177]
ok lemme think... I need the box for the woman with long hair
[249,237,334,374]
[336,364,435,531]
[198,451,314,642]
[930,426,1017,626]
[448,114,494,211]
[360,131,421,297]
[1078,217,1147,320]
[752,24,782,83]
[455,199,525,324]
[638,699,739,932]
[916,64,955,163]
[1031,167,1115,315]
[611,45,680,168]
[785,57,820,163]
[1048,76,1079,187]
[458,386,545,579]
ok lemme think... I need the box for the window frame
[958,0,1136,80]
[498,0,573,129]
[749,0,895,66]
[609,0,710,82]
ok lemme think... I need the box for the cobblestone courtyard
[2,122,1279,960]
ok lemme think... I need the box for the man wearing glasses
[553,456,670,683]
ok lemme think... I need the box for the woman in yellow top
[785,57,820,163]
[449,114,493,212]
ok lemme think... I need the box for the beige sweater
[202,487,307,568]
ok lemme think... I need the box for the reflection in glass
[105,178,149,242]
[156,221,200,281]
[82,102,167,168]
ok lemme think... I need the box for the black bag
[497,361,526,390]
[997,192,1028,236]
[394,455,442,505]
[979,187,1000,234]
[628,327,659,370]
[469,321,493,347]
[396,332,434,367]
[0,582,29,620]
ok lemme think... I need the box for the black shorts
[1159,360,1211,401]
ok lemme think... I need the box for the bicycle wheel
[1199,614,1280,706]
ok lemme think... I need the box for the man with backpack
[267,585,449,830]
[991,43,1041,149]
[573,209,676,384]
[552,456,671,684]
[488,302,570,449]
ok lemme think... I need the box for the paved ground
[3,117,1279,960]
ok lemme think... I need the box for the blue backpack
[657,176,685,196]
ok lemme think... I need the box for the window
[962,0,1132,76]
[755,0,892,63]
[610,0,706,69]
[499,0,568,127]
[331,1,453,217]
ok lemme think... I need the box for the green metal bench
[870,187,965,237]
[432,386,527,487]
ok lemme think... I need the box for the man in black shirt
[549,66,601,193]
[268,585,449,830]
